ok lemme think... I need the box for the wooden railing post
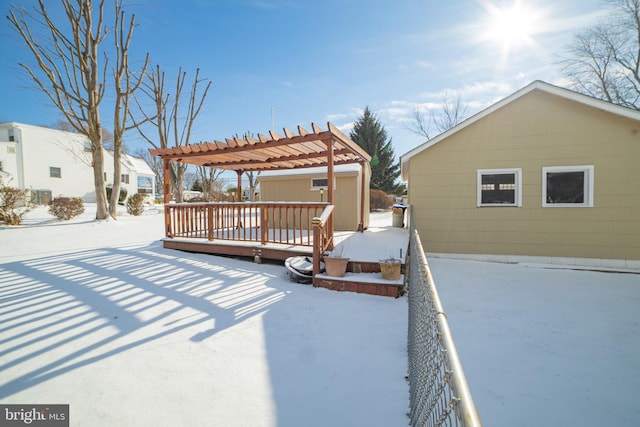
[312,216,322,280]
[261,205,269,245]
[207,204,214,241]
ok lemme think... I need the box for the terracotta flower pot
[324,256,349,277]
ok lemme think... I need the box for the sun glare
[478,0,543,65]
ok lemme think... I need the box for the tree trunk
[92,135,108,220]
[110,147,122,218]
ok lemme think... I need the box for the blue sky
[0,0,607,163]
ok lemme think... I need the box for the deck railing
[311,204,335,277]
[407,212,482,426]
[164,202,328,247]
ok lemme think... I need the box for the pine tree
[349,107,404,194]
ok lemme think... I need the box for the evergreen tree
[349,107,404,194]
[191,179,203,192]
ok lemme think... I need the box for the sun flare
[478,0,543,64]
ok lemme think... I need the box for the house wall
[0,123,156,204]
[103,152,156,202]
[7,124,97,202]
[407,90,640,261]
[259,166,369,231]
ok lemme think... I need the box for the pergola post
[326,138,334,204]
[163,159,171,237]
[358,160,366,232]
[236,170,243,202]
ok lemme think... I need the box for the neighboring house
[400,80,640,268]
[0,122,155,204]
[259,163,370,231]
[103,148,156,200]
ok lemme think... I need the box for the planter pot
[324,257,349,277]
[380,261,401,280]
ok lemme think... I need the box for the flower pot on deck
[324,256,349,277]
[380,259,401,280]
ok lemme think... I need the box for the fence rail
[407,222,481,426]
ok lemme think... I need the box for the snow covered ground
[1,204,639,426]
[429,258,640,426]
[0,205,408,426]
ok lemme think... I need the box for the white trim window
[310,177,335,191]
[542,165,594,207]
[50,166,62,178]
[477,168,522,207]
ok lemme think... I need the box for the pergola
[149,122,372,220]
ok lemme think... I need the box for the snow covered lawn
[429,257,640,427]
[0,206,408,426]
[2,204,639,426]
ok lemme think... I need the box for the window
[310,177,335,190]
[137,176,153,194]
[8,129,15,142]
[0,161,3,171]
[50,167,61,178]
[543,165,594,207]
[477,168,522,207]
[121,174,129,184]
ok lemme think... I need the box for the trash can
[392,204,406,228]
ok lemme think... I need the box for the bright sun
[479,0,542,64]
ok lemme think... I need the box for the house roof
[125,154,155,176]
[148,122,371,172]
[400,80,640,178]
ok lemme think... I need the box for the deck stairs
[313,259,405,298]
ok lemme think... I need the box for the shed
[259,163,371,231]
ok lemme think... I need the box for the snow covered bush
[370,189,393,211]
[48,197,85,220]
[126,193,145,216]
[0,181,32,225]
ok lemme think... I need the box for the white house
[0,122,155,204]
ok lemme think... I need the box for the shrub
[106,187,128,204]
[370,189,393,211]
[48,197,85,220]
[0,183,32,225]
[126,193,146,216]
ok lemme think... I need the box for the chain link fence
[407,218,482,426]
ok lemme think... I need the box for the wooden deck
[161,204,410,297]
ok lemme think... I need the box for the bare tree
[406,92,469,140]
[245,171,259,201]
[8,0,147,220]
[560,0,640,110]
[134,66,212,202]
[237,132,259,201]
[195,166,225,200]
[8,0,110,219]
[108,1,148,218]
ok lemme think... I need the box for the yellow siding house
[400,81,640,269]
